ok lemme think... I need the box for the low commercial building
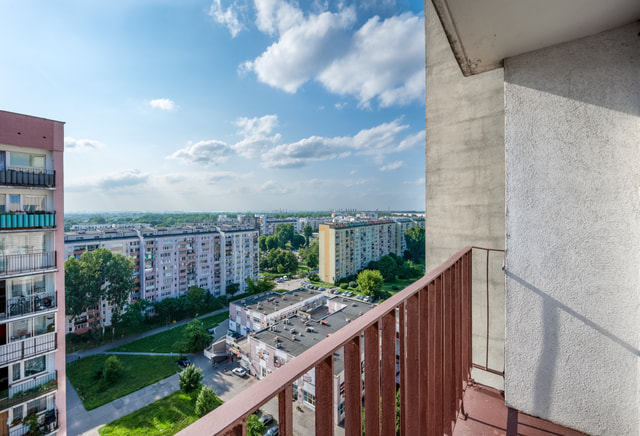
[246,297,376,426]
[228,289,325,336]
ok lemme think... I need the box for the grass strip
[67,354,180,410]
[98,389,221,436]
[109,312,228,353]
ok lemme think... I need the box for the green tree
[274,223,295,249]
[246,414,265,436]
[300,241,319,269]
[103,355,124,384]
[184,319,211,352]
[404,226,425,262]
[378,255,398,282]
[195,386,220,417]
[291,233,306,250]
[357,270,384,299]
[259,235,267,253]
[186,286,207,315]
[119,299,149,332]
[226,283,240,296]
[246,277,276,295]
[266,235,278,251]
[65,248,134,336]
[179,364,203,393]
[154,297,181,323]
[303,224,313,246]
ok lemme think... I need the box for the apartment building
[319,218,424,283]
[0,111,65,435]
[256,216,298,236]
[64,224,259,333]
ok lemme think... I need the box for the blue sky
[0,0,425,213]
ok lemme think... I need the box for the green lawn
[109,312,228,353]
[67,355,180,410]
[98,389,221,436]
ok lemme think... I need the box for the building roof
[232,289,322,316]
[252,297,377,373]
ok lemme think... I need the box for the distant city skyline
[0,0,425,213]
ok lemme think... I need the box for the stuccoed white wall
[504,22,640,435]
[425,0,506,388]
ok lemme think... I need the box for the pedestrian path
[66,313,229,436]
[66,308,228,362]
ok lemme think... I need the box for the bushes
[103,355,124,383]
[195,386,220,417]
[340,283,349,290]
[179,365,203,393]
[348,281,357,289]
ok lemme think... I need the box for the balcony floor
[454,384,588,436]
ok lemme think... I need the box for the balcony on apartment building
[0,253,56,278]
[0,212,57,230]
[1,292,56,320]
[0,371,57,412]
[0,168,55,189]
[8,408,59,436]
[177,247,584,436]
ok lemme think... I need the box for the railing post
[364,322,380,436]
[380,310,396,436]
[344,335,362,435]
[404,294,420,435]
[278,386,293,436]
[315,354,334,436]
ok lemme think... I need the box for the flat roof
[252,297,377,374]
[233,289,323,316]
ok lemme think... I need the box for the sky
[0,0,425,213]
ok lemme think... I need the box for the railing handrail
[178,246,474,436]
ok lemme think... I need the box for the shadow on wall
[504,270,640,416]
[504,21,640,117]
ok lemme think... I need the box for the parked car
[232,367,248,377]
[265,425,279,436]
[259,413,274,426]
[177,357,192,369]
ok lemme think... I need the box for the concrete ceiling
[431,0,640,76]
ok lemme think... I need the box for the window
[12,363,21,382]
[9,194,20,212]
[24,356,45,377]
[303,390,316,406]
[12,406,23,422]
[23,195,45,212]
[26,396,47,414]
[10,152,44,169]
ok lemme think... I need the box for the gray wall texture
[425,0,506,388]
[504,22,640,435]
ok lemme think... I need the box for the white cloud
[168,140,232,166]
[334,102,347,110]
[244,6,356,93]
[260,119,420,169]
[64,137,105,152]
[232,114,281,158]
[242,0,424,108]
[317,13,425,107]
[149,98,176,111]
[260,180,292,195]
[67,169,150,192]
[209,0,245,37]
[254,0,303,36]
[380,160,404,171]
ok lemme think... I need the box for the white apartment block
[64,224,259,334]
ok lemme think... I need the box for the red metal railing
[178,247,490,436]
